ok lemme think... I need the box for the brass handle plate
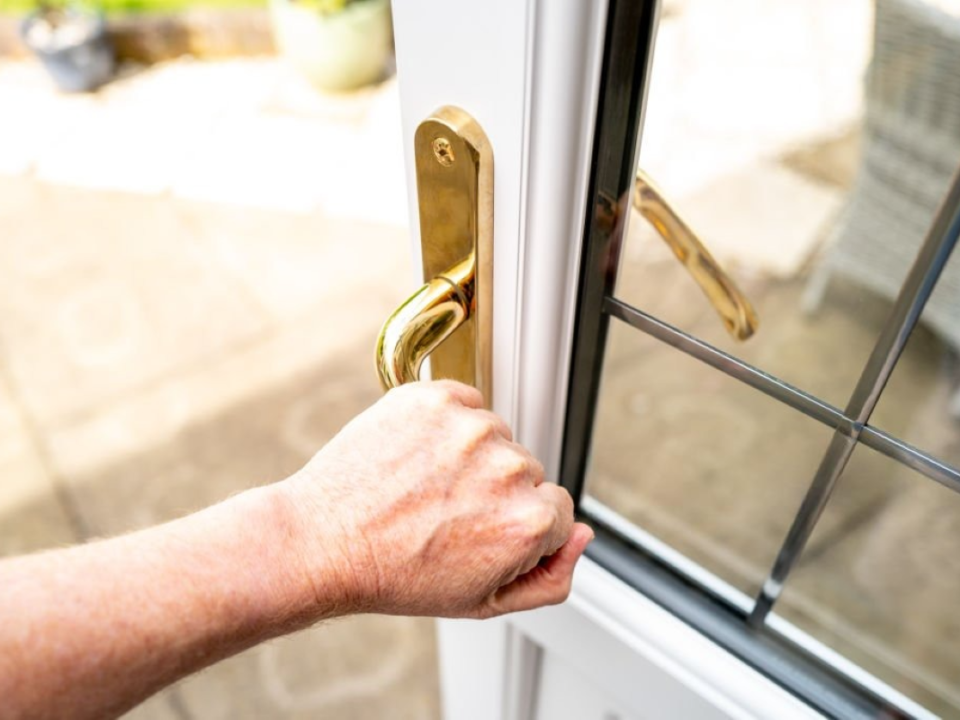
[634,169,759,341]
[375,107,493,400]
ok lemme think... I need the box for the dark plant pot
[21,12,115,93]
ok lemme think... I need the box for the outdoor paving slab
[174,616,439,720]
[0,432,78,557]
[173,201,411,320]
[122,691,187,720]
[0,372,78,556]
[0,181,270,427]
[46,322,383,533]
[42,230,409,495]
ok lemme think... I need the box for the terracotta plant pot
[269,0,392,92]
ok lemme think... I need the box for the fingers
[485,523,595,616]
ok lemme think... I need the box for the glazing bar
[604,297,849,431]
[749,165,960,625]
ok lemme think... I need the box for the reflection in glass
[777,445,960,716]
[873,243,960,472]
[585,322,837,597]
[616,0,960,407]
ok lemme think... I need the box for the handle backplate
[376,106,493,400]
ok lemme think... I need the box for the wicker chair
[803,0,960,414]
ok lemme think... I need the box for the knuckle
[528,456,546,484]
[418,383,454,410]
[463,414,498,445]
[462,384,484,406]
[556,486,574,515]
[515,501,554,540]
[499,452,533,484]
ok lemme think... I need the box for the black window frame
[559,1,960,717]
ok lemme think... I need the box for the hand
[282,380,594,619]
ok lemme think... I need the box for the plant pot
[269,0,392,92]
[21,11,115,93]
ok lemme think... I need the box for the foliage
[0,0,265,13]
[293,0,369,14]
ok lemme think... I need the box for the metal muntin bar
[843,171,960,423]
[749,433,859,625]
[604,296,960,502]
[859,426,960,493]
[604,297,851,431]
[749,165,960,625]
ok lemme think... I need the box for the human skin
[0,380,593,720]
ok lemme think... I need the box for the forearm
[0,382,589,719]
[0,482,341,720]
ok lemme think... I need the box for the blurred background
[1,0,959,717]
[0,0,439,718]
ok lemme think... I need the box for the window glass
[585,321,837,597]
[776,445,960,716]
[872,246,960,473]
[616,0,960,408]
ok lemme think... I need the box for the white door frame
[392,0,822,717]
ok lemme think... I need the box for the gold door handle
[634,169,759,340]
[375,107,493,400]
[376,256,473,389]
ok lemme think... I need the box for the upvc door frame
[392,0,821,717]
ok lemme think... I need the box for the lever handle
[376,257,474,390]
[634,169,759,341]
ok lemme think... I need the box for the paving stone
[0,184,269,426]
[175,617,439,720]
[0,372,78,556]
[51,342,380,535]
[173,201,411,320]
[121,690,187,720]
[0,433,78,557]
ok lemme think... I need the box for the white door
[389,0,960,717]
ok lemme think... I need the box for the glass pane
[777,445,960,716]
[616,0,960,406]
[585,320,843,596]
[872,245,960,472]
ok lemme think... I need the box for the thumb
[482,523,594,617]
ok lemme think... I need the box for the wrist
[267,471,374,619]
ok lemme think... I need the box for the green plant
[295,0,367,15]
[0,0,264,14]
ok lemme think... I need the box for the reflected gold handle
[376,256,474,390]
[634,169,759,341]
